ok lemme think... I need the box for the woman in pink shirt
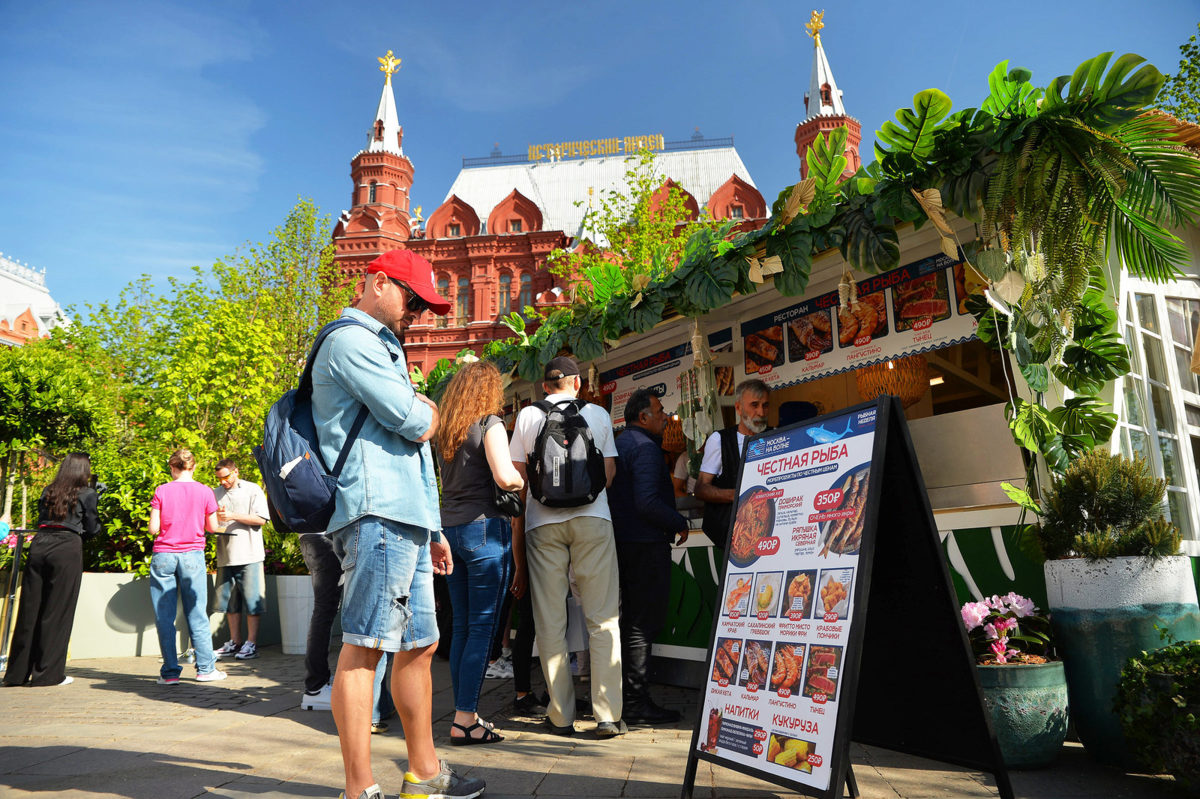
[148,449,224,684]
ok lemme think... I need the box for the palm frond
[1109,198,1188,282]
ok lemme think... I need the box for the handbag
[492,482,524,517]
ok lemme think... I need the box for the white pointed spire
[803,11,846,121]
[366,50,403,155]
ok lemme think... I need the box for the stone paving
[0,646,1183,798]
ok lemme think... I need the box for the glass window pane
[1187,404,1200,427]
[1129,428,1152,465]
[1150,383,1177,431]
[1136,293,1159,333]
[1151,384,1177,432]
[1166,489,1194,540]
[1175,344,1199,394]
[1125,325,1143,375]
[1159,434,1183,485]
[1167,297,1190,345]
[1120,426,1133,460]
[1143,334,1169,385]
[1122,379,1146,427]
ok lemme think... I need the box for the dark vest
[701,426,741,551]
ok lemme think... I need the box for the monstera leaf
[806,127,850,198]
[836,203,900,273]
[1052,331,1130,394]
[682,255,738,311]
[1049,396,1118,455]
[567,316,605,362]
[876,89,954,159]
[981,61,1043,117]
[1042,52,1164,130]
[767,224,813,297]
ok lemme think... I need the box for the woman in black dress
[3,452,101,687]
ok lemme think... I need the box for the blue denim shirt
[310,308,441,539]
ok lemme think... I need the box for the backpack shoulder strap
[531,400,555,415]
[300,316,386,478]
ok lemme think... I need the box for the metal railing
[461,134,736,169]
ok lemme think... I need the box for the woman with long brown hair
[435,360,524,745]
[4,452,101,687]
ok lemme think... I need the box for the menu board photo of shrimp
[769,641,806,695]
[766,733,816,774]
[786,309,834,360]
[711,637,741,685]
[781,569,817,619]
[802,644,844,701]
[836,290,888,346]
[723,574,754,616]
[744,325,785,374]
[738,638,774,691]
[892,270,953,331]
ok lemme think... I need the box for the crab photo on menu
[723,574,754,617]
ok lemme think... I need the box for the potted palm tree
[1010,450,1200,766]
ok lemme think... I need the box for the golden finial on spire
[805,10,825,46]
[378,50,401,84]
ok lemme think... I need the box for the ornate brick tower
[332,50,415,281]
[793,11,862,179]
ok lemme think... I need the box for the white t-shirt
[214,479,269,567]
[699,429,746,478]
[510,393,618,530]
[673,452,697,494]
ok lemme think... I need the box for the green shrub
[1036,450,1182,560]
[1114,639,1200,785]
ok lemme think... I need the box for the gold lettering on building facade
[527,134,665,162]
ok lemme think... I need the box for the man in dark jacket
[610,388,690,725]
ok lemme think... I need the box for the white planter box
[1044,555,1198,610]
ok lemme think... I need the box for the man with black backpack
[509,356,624,738]
[308,250,484,799]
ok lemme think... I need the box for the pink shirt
[150,480,218,553]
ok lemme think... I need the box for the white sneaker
[213,640,239,659]
[234,641,258,660]
[485,655,514,679]
[196,669,227,682]
[57,676,74,686]
[301,681,333,710]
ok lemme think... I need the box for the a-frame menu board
[681,397,1013,799]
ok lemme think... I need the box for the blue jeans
[150,550,216,678]
[443,516,512,713]
[332,516,438,652]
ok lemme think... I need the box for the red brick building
[333,25,858,374]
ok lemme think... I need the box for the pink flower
[992,617,1015,635]
[983,623,998,640]
[1004,592,1037,618]
[961,602,990,631]
[3,534,15,549]
[990,639,1009,664]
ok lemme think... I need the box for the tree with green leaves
[0,342,111,524]
[1157,23,1200,123]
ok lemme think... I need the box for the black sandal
[450,720,504,746]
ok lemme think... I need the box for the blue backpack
[253,317,376,534]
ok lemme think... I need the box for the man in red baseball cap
[363,250,451,339]
[310,248,484,799]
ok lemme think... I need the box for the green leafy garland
[471,52,1200,472]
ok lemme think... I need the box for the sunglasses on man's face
[388,278,430,314]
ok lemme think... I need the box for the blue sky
[0,0,1195,314]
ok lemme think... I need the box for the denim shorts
[214,562,266,615]
[332,516,438,652]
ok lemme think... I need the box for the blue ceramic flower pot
[978,661,1069,769]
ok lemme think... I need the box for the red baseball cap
[366,250,451,316]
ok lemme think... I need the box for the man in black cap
[509,356,625,738]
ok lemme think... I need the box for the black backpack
[528,399,607,508]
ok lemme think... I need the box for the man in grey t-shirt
[212,458,269,660]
